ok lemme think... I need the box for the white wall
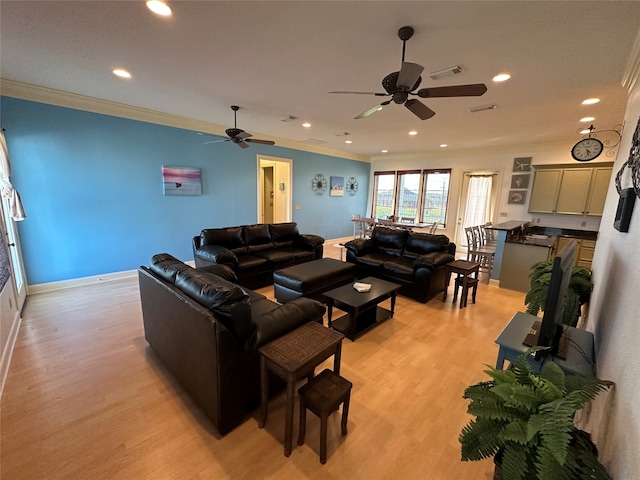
[582,79,640,479]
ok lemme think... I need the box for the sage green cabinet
[528,169,562,213]
[528,164,613,216]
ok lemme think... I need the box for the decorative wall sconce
[612,116,640,232]
[311,173,327,195]
[346,177,358,195]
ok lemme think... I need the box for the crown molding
[0,79,370,163]
[622,27,640,92]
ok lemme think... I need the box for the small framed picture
[513,157,532,172]
[162,165,202,195]
[508,190,527,205]
[330,176,344,197]
[511,174,530,189]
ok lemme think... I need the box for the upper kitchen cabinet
[528,163,613,216]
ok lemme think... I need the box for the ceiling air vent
[469,104,498,113]
[428,65,463,80]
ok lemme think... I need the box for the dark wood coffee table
[324,276,401,341]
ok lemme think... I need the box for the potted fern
[525,261,593,327]
[460,348,613,480]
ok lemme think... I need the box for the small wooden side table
[442,259,480,308]
[258,321,344,457]
[298,369,352,464]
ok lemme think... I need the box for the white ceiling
[2,1,640,159]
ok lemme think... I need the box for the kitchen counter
[505,234,557,248]
[527,225,597,241]
[501,239,556,292]
[485,220,529,231]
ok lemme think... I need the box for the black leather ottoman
[274,258,356,304]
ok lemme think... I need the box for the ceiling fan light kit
[329,25,488,120]
[204,105,275,149]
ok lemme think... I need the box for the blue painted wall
[1,97,370,284]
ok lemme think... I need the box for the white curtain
[463,175,492,229]
[0,130,26,221]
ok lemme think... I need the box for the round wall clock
[571,137,604,162]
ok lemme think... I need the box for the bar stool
[298,369,352,464]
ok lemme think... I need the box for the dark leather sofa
[344,226,456,303]
[138,253,326,435]
[192,222,324,290]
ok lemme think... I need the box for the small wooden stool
[298,369,352,464]
[442,260,480,308]
[453,275,479,307]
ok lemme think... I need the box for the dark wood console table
[495,311,595,377]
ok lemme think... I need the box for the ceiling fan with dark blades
[204,105,275,149]
[329,26,488,120]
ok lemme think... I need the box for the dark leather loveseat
[138,253,326,435]
[344,226,456,303]
[192,222,324,290]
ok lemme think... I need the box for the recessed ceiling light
[582,98,600,105]
[146,0,172,16]
[345,140,353,144]
[408,131,418,136]
[580,117,595,122]
[492,73,511,82]
[440,144,448,148]
[112,68,131,78]
[302,122,311,128]
[381,149,388,153]
[579,129,592,134]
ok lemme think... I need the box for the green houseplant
[524,261,593,327]
[459,349,613,480]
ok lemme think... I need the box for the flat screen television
[523,239,578,359]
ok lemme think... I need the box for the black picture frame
[614,188,636,232]
[511,174,530,189]
[508,190,527,205]
[512,157,532,172]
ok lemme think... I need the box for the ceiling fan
[204,105,275,149]
[329,26,488,120]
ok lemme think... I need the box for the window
[371,171,396,219]
[396,170,421,221]
[421,169,451,226]
[371,168,451,226]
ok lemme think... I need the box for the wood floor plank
[1,251,524,479]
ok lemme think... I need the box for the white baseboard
[27,260,197,295]
[0,310,22,402]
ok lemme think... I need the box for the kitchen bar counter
[527,225,597,241]
[505,234,557,248]
[484,221,529,281]
[485,220,599,288]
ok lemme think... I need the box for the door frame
[257,155,292,224]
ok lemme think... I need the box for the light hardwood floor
[1,246,525,479]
